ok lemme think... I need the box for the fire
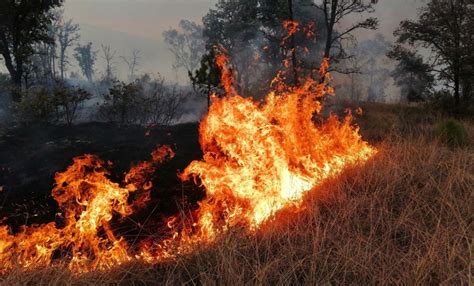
[180,55,375,239]
[0,36,376,274]
[0,146,174,273]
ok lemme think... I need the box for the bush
[436,119,469,147]
[98,75,183,126]
[17,83,92,126]
[17,87,57,124]
[54,83,92,126]
[98,81,143,125]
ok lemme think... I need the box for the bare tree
[314,0,378,75]
[101,44,116,82]
[121,49,140,82]
[163,20,205,77]
[56,10,80,80]
[28,10,61,84]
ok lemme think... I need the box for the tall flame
[0,50,376,274]
[180,55,375,241]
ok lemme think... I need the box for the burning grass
[1,105,472,285]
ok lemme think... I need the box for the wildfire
[179,55,375,240]
[0,44,376,274]
[0,146,174,273]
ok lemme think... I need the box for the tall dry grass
[1,104,473,285]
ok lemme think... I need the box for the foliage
[189,48,222,108]
[74,42,97,82]
[17,87,57,124]
[17,82,92,126]
[388,45,435,102]
[53,82,92,126]
[428,89,457,114]
[98,75,183,126]
[436,119,469,147]
[200,0,325,92]
[98,81,142,125]
[393,0,474,109]
[0,0,64,96]
[17,82,92,125]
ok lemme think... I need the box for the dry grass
[1,104,473,285]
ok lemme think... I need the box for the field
[0,103,472,285]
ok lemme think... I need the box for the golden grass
[1,104,473,285]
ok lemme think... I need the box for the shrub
[16,83,92,126]
[98,81,143,126]
[17,87,57,125]
[140,75,183,126]
[53,83,92,126]
[98,75,183,126]
[436,119,469,147]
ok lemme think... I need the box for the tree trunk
[60,48,66,80]
[454,70,460,109]
[321,0,337,84]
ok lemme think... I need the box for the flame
[0,43,376,274]
[282,20,300,42]
[179,55,375,240]
[0,146,174,273]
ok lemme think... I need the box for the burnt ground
[0,122,205,235]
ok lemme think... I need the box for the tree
[121,49,140,82]
[74,42,97,82]
[138,74,183,126]
[393,0,474,109]
[56,10,80,80]
[100,44,116,83]
[163,20,205,77]
[98,75,182,126]
[0,0,63,100]
[388,46,434,102]
[359,34,391,102]
[98,81,141,125]
[189,48,222,108]
[202,0,260,93]
[314,0,378,75]
[53,81,92,126]
[201,0,325,92]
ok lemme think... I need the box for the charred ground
[0,122,204,233]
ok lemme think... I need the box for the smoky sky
[60,0,423,82]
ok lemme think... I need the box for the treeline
[165,0,473,114]
[1,0,473,126]
[0,1,188,126]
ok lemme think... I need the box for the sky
[60,0,424,82]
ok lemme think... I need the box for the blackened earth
[0,122,205,239]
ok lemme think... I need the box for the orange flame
[0,54,375,274]
[0,146,174,273]
[179,55,375,240]
[282,20,299,42]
